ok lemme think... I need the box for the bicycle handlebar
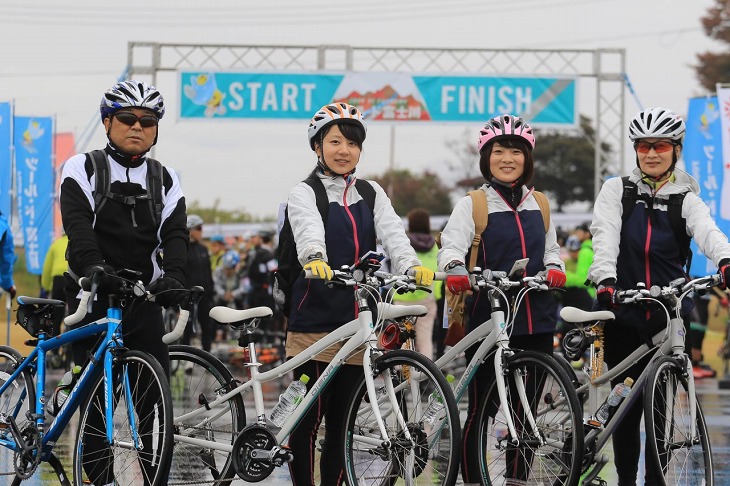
[64,270,204,344]
[303,267,445,293]
[613,274,723,306]
[470,267,549,292]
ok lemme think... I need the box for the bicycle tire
[168,344,246,484]
[475,350,584,486]
[342,349,461,486]
[0,346,36,476]
[73,350,174,486]
[644,355,713,486]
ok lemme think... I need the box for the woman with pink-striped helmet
[478,114,536,185]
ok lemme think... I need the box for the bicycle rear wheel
[0,346,36,476]
[342,349,461,486]
[476,350,584,485]
[73,350,174,486]
[168,344,246,484]
[644,355,713,486]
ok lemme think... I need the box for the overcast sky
[0,0,721,220]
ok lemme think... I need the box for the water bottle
[422,374,455,425]
[595,377,634,425]
[269,374,310,427]
[47,365,82,416]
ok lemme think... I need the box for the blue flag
[14,116,54,275]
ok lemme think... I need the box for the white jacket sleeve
[543,219,564,270]
[368,181,420,274]
[288,182,329,266]
[683,192,730,267]
[587,177,624,285]
[437,195,475,271]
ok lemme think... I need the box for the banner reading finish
[14,116,53,275]
[179,71,577,127]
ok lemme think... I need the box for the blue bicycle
[0,268,197,486]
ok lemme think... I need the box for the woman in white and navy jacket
[438,114,566,485]
[285,102,435,486]
[588,107,730,485]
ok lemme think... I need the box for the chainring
[14,425,41,479]
[232,424,277,482]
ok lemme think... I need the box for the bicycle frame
[557,278,713,481]
[0,302,131,462]
[174,286,418,453]
[578,306,696,456]
[433,286,543,445]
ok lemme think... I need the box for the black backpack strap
[89,150,110,215]
[355,179,377,214]
[620,176,638,223]
[145,158,164,227]
[666,193,692,272]
[303,172,330,224]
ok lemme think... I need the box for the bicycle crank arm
[250,446,293,466]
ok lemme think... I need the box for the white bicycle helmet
[478,114,536,152]
[308,102,367,149]
[100,80,166,122]
[628,107,685,142]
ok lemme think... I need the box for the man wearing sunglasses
[587,107,730,484]
[59,80,188,483]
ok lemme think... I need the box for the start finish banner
[179,71,577,127]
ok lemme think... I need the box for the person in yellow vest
[41,232,69,298]
[393,208,440,360]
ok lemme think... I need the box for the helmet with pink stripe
[478,114,535,153]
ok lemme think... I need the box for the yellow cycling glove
[303,259,333,281]
[410,266,435,286]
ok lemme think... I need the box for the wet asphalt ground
[4,357,730,485]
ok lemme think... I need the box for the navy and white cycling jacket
[60,150,188,288]
[438,183,563,336]
[588,168,730,327]
[287,172,419,333]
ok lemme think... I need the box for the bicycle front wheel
[644,355,713,485]
[73,350,174,486]
[168,344,246,484]
[343,349,461,486]
[476,350,584,486]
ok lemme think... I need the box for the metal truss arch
[129,42,625,200]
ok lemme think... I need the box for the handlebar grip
[162,308,189,344]
[64,291,91,326]
[303,269,314,279]
[434,272,447,281]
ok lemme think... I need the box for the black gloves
[83,264,118,292]
[596,278,617,309]
[148,277,186,308]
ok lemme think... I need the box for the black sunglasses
[113,112,159,128]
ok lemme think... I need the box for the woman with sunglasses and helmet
[282,102,434,485]
[437,114,566,485]
[588,107,730,484]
